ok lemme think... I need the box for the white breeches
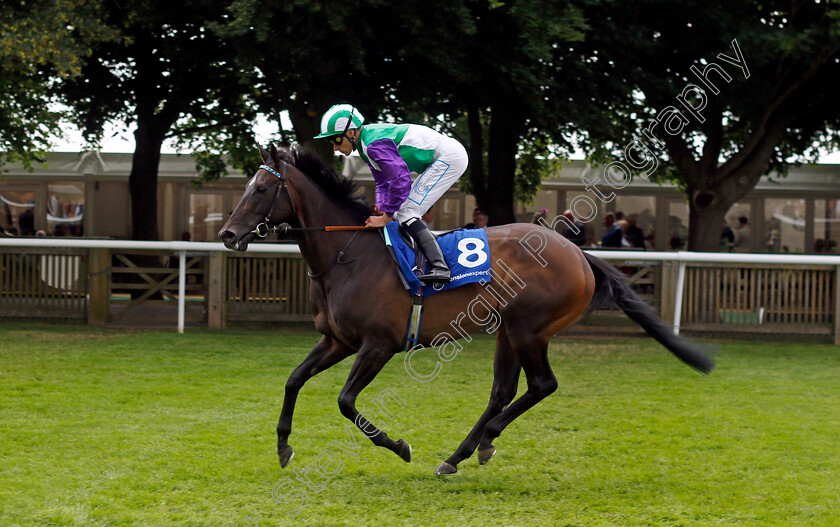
[393,137,468,224]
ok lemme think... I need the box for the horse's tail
[583,252,715,374]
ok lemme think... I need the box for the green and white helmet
[314,104,364,139]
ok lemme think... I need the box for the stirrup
[418,267,451,284]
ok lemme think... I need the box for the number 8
[457,238,488,268]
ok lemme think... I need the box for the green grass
[1,323,839,526]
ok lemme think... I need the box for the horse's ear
[269,143,280,165]
[259,145,270,163]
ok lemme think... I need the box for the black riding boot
[403,219,451,284]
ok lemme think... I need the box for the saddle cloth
[384,222,492,297]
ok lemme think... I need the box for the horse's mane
[283,145,370,219]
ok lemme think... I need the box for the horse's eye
[255,184,267,194]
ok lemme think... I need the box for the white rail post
[672,260,687,336]
[834,265,840,345]
[178,250,186,334]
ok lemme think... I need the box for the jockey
[315,104,469,285]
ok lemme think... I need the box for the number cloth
[384,222,492,297]
[357,124,468,223]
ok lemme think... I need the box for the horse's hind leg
[337,345,411,463]
[277,336,355,468]
[477,333,558,464]
[435,326,521,475]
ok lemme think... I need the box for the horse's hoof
[396,439,412,463]
[278,444,294,468]
[478,447,496,465]
[434,462,457,475]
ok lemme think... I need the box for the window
[764,198,805,253]
[724,202,752,252]
[189,193,224,242]
[565,190,597,246]
[667,201,689,250]
[0,189,36,235]
[615,195,656,249]
[815,199,840,253]
[47,183,85,237]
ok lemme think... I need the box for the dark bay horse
[218,144,714,475]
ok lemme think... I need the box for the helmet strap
[345,128,359,151]
[341,107,359,151]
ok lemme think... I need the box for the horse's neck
[286,171,371,276]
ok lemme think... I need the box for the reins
[249,160,369,278]
[249,162,369,238]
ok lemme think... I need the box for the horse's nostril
[219,230,234,241]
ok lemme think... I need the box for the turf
[1,323,839,526]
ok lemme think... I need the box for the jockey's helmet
[314,104,364,139]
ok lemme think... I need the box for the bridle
[250,162,293,239]
[246,160,367,278]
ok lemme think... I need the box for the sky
[52,114,284,155]
[52,117,840,163]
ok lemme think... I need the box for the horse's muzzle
[218,228,255,251]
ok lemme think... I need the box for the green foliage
[2,324,840,525]
[0,0,117,77]
[514,138,565,205]
[0,0,117,168]
[52,1,263,238]
[578,0,840,183]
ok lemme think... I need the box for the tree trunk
[129,122,167,240]
[685,176,749,252]
[466,102,488,214]
[484,101,519,225]
[687,201,729,252]
[287,100,334,165]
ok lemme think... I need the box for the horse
[218,144,714,475]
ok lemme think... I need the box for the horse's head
[218,144,296,251]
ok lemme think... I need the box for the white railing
[2,238,839,337]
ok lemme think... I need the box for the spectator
[35,230,47,237]
[463,207,483,229]
[19,208,34,236]
[561,209,586,247]
[601,212,623,248]
[624,216,645,249]
[669,234,684,250]
[721,221,735,251]
[733,216,750,252]
[473,210,489,229]
[531,208,548,224]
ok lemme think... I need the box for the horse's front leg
[277,335,355,468]
[337,345,411,463]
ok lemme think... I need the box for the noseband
[251,162,294,238]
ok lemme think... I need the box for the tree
[58,0,257,240]
[221,1,590,226]
[219,0,407,165]
[577,0,840,251]
[0,0,116,167]
[384,0,588,226]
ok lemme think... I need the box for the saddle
[383,222,492,297]
[384,223,493,350]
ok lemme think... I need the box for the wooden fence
[679,264,833,335]
[1,240,839,342]
[0,248,88,319]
